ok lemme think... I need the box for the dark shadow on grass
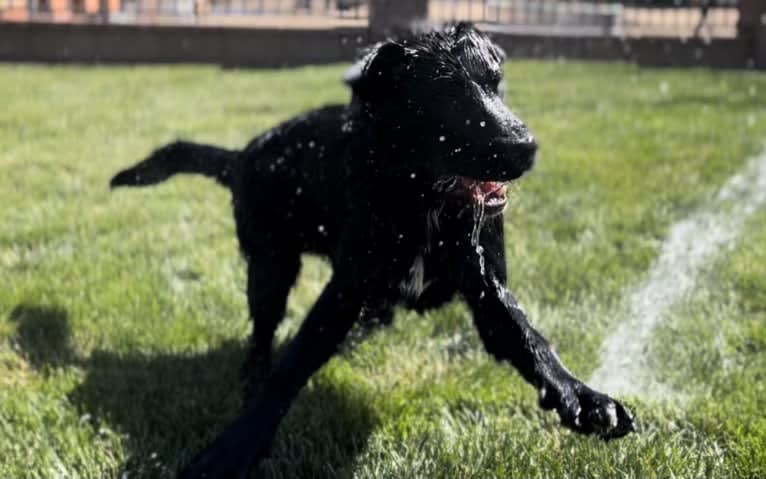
[9,303,74,368]
[10,303,378,479]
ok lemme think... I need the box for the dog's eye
[484,79,501,95]
[480,71,503,93]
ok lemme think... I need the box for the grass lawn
[1,60,765,479]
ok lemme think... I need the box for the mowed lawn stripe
[590,146,766,398]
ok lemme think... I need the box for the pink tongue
[458,178,504,200]
[459,178,501,193]
[477,181,501,194]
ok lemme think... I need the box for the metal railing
[0,0,368,24]
[430,0,740,38]
[128,0,368,18]
[0,0,740,39]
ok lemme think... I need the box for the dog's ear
[343,58,364,91]
[343,53,369,98]
[450,21,475,37]
[352,41,407,102]
[365,41,407,76]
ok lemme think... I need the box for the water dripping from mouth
[470,194,485,246]
[471,194,487,276]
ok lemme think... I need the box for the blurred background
[0,0,763,69]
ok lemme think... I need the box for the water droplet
[465,119,471,125]
[476,244,486,276]
[471,201,485,247]
[479,121,486,128]
[410,172,417,179]
[471,197,487,277]
[308,140,315,149]
[439,136,446,142]
[318,224,325,233]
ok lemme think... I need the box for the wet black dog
[111,23,634,479]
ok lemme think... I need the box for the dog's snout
[521,137,537,154]
[519,139,538,168]
[507,117,533,141]
[512,136,537,162]
[508,123,537,160]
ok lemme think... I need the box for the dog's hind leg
[240,248,301,404]
[179,275,368,479]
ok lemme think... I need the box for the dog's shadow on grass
[10,303,378,479]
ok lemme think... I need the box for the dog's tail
[110,141,237,189]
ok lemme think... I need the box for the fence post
[99,0,109,22]
[369,0,429,37]
[737,0,766,68]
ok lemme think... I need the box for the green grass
[1,61,765,478]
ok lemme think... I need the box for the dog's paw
[539,381,635,440]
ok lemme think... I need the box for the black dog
[111,23,634,479]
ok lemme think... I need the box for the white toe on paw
[604,402,618,429]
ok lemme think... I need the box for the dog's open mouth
[434,176,510,216]
[457,177,509,215]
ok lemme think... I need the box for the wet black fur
[110,24,635,479]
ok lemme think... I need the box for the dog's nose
[525,140,538,154]
[516,139,538,169]
[520,135,537,151]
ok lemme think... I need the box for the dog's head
[347,23,537,215]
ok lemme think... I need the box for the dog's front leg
[179,276,365,479]
[456,219,634,439]
[464,278,634,439]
